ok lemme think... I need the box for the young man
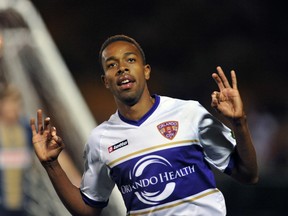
[30,35,258,216]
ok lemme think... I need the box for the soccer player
[30,35,258,216]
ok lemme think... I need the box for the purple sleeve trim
[80,190,109,208]
[224,154,235,175]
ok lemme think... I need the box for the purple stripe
[224,153,235,175]
[118,94,160,126]
[80,190,109,208]
[110,144,217,212]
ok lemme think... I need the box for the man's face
[101,41,151,106]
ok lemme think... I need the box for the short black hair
[99,35,146,72]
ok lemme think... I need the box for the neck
[117,93,155,121]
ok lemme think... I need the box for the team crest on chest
[157,121,179,140]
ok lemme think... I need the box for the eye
[127,58,136,63]
[107,62,117,69]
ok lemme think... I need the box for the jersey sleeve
[196,103,236,174]
[80,130,115,208]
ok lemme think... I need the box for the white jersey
[80,95,236,216]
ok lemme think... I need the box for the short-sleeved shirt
[80,95,236,216]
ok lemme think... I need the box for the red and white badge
[157,121,178,140]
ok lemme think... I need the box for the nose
[117,66,129,76]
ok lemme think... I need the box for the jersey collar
[118,94,160,126]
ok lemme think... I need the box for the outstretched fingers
[44,117,51,131]
[30,118,37,136]
[212,66,235,91]
[231,70,238,90]
[217,66,231,89]
[34,109,52,134]
[31,110,64,164]
[212,66,239,92]
[37,109,43,133]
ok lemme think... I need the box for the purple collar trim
[118,95,160,126]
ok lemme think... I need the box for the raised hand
[211,66,245,121]
[30,109,64,165]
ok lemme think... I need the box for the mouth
[117,75,135,89]
[121,79,131,85]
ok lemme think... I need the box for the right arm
[30,109,102,216]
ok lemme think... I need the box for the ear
[101,74,109,89]
[144,64,151,80]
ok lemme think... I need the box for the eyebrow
[104,52,138,63]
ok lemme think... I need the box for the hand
[211,66,245,121]
[30,109,64,165]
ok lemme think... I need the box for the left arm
[211,66,258,184]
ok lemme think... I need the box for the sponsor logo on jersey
[157,121,179,140]
[120,155,195,205]
[108,139,128,153]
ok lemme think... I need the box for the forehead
[102,41,140,60]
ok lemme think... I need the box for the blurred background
[0,0,287,215]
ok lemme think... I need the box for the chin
[119,93,139,106]
[123,97,138,106]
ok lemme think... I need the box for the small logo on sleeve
[157,121,179,140]
[108,139,128,153]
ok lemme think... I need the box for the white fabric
[80,95,236,215]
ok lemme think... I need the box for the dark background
[30,0,288,123]
[29,1,288,215]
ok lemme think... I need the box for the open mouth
[121,79,131,85]
[117,75,135,88]
[119,79,134,89]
